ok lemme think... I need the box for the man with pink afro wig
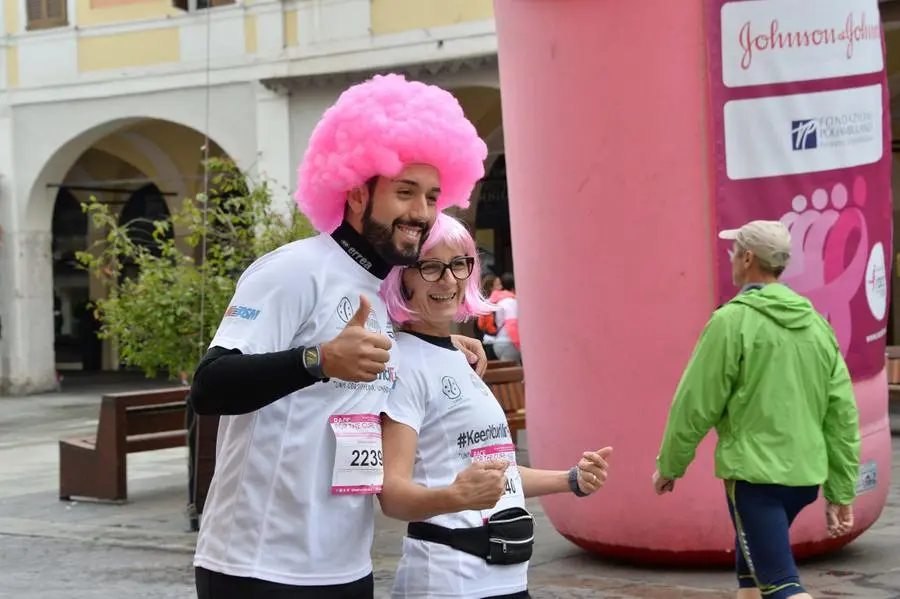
[188,73,489,599]
[296,73,488,235]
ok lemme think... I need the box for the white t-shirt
[383,332,528,599]
[494,296,517,346]
[193,233,400,586]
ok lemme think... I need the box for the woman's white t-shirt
[383,332,528,599]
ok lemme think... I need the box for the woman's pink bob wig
[381,214,495,325]
[294,74,489,233]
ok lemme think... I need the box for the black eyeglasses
[412,256,475,282]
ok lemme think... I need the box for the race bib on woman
[471,443,523,521]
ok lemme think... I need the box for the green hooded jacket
[656,283,861,505]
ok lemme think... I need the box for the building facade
[0,0,509,394]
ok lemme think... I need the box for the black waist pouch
[407,506,534,565]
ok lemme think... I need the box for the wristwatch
[301,345,329,381]
[568,466,590,498]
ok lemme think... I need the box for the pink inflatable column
[493,0,891,564]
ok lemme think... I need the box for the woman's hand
[450,459,509,510]
[576,447,613,495]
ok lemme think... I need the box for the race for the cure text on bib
[470,443,523,521]
[330,414,384,495]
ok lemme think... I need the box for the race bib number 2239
[330,414,384,495]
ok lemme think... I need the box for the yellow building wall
[6,47,19,88]
[4,0,18,34]
[78,28,181,71]
[245,15,258,54]
[370,0,493,36]
[284,9,298,47]
[77,0,181,27]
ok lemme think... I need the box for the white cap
[718,220,792,269]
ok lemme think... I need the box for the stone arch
[22,114,246,232]
[23,118,142,231]
[114,131,190,209]
[19,116,240,378]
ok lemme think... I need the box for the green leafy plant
[76,158,315,383]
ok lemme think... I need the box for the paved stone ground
[0,377,898,598]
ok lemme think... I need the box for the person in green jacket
[652,220,860,599]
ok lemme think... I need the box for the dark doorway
[51,189,93,370]
[119,183,174,282]
[476,155,513,276]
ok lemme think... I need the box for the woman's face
[402,241,474,328]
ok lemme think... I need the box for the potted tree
[77,158,315,530]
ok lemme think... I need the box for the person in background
[652,220,860,599]
[477,274,502,360]
[489,273,520,364]
[482,273,502,297]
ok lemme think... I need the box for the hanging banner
[706,0,892,381]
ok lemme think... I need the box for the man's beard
[361,203,429,266]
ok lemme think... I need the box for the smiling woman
[377,213,614,599]
[381,213,493,331]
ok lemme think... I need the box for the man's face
[728,243,751,287]
[362,164,440,266]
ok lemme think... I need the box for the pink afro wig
[381,213,495,325]
[294,73,489,233]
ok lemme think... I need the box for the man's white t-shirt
[193,233,400,586]
[383,332,528,599]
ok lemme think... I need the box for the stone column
[1,230,56,395]
[0,110,15,394]
[254,82,294,218]
[0,107,56,395]
[255,81,346,222]
[0,218,7,393]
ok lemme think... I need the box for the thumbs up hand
[450,460,510,511]
[320,295,393,382]
[575,446,613,496]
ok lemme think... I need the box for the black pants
[195,567,374,599]
[725,480,818,598]
[196,567,529,599]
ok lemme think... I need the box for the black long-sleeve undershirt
[189,346,320,416]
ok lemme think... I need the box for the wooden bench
[188,410,220,530]
[483,366,526,445]
[59,387,190,502]
[486,359,518,370]
[886,348,900,404]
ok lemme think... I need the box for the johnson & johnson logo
[738,12,881,71]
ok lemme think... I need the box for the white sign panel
[721,0,884,88]
[723,84,883,180]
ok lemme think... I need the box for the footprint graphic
[779,178,869,356]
